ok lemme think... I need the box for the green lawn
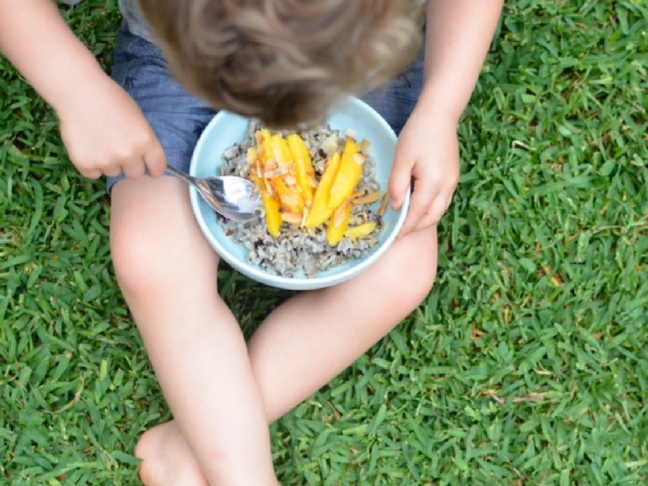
[1,1,647,485]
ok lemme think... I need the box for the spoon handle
[165,165,196,185]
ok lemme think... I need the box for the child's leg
[111,178,279,486]
[136,226,437,484]
[109,25,279,486]
[248,226,437,419]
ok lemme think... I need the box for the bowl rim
[189,96,410,290]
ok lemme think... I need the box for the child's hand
[388,106,460,237]
[56,75,166,180]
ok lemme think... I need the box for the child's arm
[390,0,504,235]
[0,0,165,180]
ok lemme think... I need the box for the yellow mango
[249,142,282,236]
[255,129,274,164]
[253,132,304,224]
[326,202,351,245]
[270,134,304,217]
[270,134,293,167]
[305,152,341,228]
[328,137,364,210]
[287,134,315,204]
[247,147,265,192]
[261,190,282,237]
[270,172,303,218]
[247,147,259,166]
[344,222,377,241]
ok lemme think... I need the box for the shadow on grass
[217,262,298,340]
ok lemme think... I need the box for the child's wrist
[415,86,467,125]
[49,64,113,116]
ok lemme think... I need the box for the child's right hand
[0,0,166,181]
[56,74,166,180]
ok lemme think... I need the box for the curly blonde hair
[137,0,424,127]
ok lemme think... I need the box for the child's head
[138,0,424,127]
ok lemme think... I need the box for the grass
[1,0,647,484]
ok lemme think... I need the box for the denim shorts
[107,24,424,192]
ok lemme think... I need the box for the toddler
[0,0,504,484]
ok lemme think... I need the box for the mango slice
[273,135,304,213]
[248,147,282,237]
[326,201,352,245]
[305,152,341,228]
[255,129,273,164]
[328,137,364,210]
[344,222,377,241]
[270,134,293,168]
[247,130,373,241]
[287,133,315,206]
[261,188,282,237]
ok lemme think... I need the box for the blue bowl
[189,96,410,290]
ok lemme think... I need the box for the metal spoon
[166,166,263,222]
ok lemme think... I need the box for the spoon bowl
[166,165,262,222]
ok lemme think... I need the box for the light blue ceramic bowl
[189,96,410,291]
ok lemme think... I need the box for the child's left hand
[388,104,460,237]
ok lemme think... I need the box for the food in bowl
[216,121,389,278]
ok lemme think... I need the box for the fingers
[121,134,165,179]
[399,185,455,237]
[387,162,412,211]
[76,160,128,179]
[143,139,167,178]
[412,192,454,233]
[72,140,165,181]
[398,183,438,237]
[116,137,166,180]
[121,160,146,180]
[78,168,103,180]
[75,158,122,178]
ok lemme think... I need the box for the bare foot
[135,421,209,486]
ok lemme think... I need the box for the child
[0,0,504,484]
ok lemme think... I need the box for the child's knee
[409,261,437,308]
[110,212,168,298]
[397,263,436,315]
[393,228,438,308]
[110,204,220,309]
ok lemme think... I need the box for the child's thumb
[388,166,412,210]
